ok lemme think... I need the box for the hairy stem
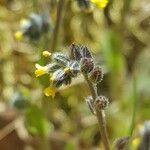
[50,0,64,52]
[84,75,110,150]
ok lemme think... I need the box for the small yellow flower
[132,138,140,149]
[91,0,108,9]
[14,31,23,41]
[50,74,55,82]
[44,86,57,98]
[35,64,48,77]
[64,67,70,73]
[42,51,51,57]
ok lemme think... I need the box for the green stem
[129,74,138,137]
[84,75,110,150]
[50,0,65,52]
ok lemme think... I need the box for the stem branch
[84,75,110,150]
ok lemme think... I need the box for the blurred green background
[0,0,149,149]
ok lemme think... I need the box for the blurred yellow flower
[91,0,108,9]
[132,138,140,149]
[14,31,23,41]
[35,64,48,77]
[44,86,57,98]
[42,51,51,57]
[20,18,28,26]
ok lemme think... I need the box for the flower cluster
[15,13,50,41]
[35,48,80,98]
[76,0,109,10]
[35,44,104,98]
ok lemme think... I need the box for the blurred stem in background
[101,30,126,101]
[121,0,132,26]
[128,73,138,144]
[102,0,133,102]
[104,0,114,26]
[50,0,65,52]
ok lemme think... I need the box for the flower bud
[52,52,70,66]
[80,57,94,74]
[81,45,93,59]
[70,43,82,61]
[94,96,109,110]
[115,136,130,150]
[88,66,103,83]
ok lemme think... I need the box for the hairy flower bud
[70,43,82,61]
[52,52,70,66]
[94,96,109,110]
[114,136,130,150]
[80,57,94,74]
[81,45,93,59]
[70,43,93,61]
[88,66,103,84]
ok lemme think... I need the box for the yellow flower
[91,0,108,9]
[50,74,55,82]
[131,138,140,149]
[42,51,51,57]
[35,64,48,77]
[64,67,71,73]
[14,31,23,41]
[44,86,57,98]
